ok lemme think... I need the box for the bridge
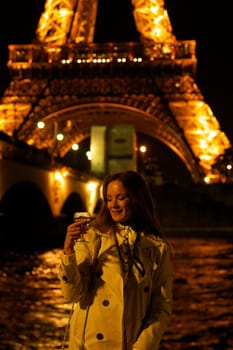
[0,136,102,216]
[0,137,102,249]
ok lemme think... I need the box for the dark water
[0,236,232,350]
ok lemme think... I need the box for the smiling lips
[111,210,122,216]
[110,210,124,221]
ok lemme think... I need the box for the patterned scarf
[116,225,145,277]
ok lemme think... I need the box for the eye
[118,195,128,200]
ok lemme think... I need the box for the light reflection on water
[0,237,232,350]
[161,237,233,350]
[0,249,70,350]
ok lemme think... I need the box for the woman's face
[106,180,132,224]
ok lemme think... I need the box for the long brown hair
[93,170,162,237]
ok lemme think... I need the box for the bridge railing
[0,136,101,185]
[7,41,196,69]
[0,137,53,169]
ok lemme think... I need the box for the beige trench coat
[58,227,173,350]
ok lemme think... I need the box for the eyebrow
[106,193,128,198]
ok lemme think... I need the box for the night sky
[0,0,232,145]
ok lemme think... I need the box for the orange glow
[170,100,231,182]
[139,145,147,153]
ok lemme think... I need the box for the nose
[112,198,119,208]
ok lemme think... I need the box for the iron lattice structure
[0,0,231,183]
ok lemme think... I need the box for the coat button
[62,275,69,282]
[96,333,104,340]
[102,299,109,306]
[144,286,149,292]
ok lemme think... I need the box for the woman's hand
[64,219,88,255]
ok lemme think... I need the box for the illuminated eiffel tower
[0,0,231,183]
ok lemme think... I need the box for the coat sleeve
[57,229,101,303]
[57,252,85,303]
[133,241,173,350]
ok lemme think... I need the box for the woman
[58,170,173,350]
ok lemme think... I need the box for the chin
[115,218,129,225]
[111,214,125,223]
